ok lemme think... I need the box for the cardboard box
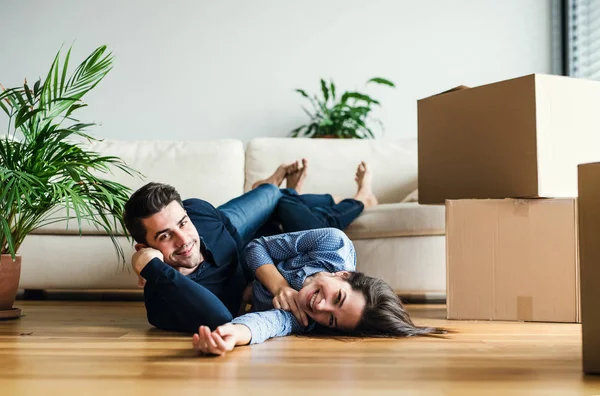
[577,163,600,374]
[418,74,600,204]
[446,198,580,323]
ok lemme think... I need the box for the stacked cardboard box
[418,73,600,323]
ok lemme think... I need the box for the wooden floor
[0,301,598,396]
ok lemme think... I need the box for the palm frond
[0,45,141,266]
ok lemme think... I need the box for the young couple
[123,159,444,356]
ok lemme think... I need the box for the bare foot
[286,158,308,193]
[353,161,378,209]
[252,162,291,189]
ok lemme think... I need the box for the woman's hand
[273,286,308,326]
[192,324,247,356]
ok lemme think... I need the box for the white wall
[1,0,551,142]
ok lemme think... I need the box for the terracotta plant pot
[0,254,21,311]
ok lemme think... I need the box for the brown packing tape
[517,296,533,321]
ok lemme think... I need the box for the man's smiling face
[141,201,202,271]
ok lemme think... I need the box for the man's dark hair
[123,182,183,244]
[347,272,446,337]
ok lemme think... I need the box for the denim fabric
[276,190,365,232]
[217,184,283,246]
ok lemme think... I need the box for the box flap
[422,85,470,99]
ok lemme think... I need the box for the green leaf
[53,52,59,102]
[0,216,16,258]
[33,79,41,97]
[343,92,380,105]
[65,103,87,118]
[319,118,333,127]
[0,98,10,116]
[295,89,309,98]
[13,106,29,128]
[304,123,316,137]
[290,125,306,137]
[24,83,33,105]
[15,108,45,129]
[367,77,395,87]
[60,47,72,96]
[12,89,27,108]
[330,81,336,100]
[320,79,329,102]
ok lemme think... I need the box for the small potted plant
[0,45,140,319]
[290,77,395,139]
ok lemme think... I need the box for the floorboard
[0,301,598,395]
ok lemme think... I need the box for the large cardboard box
[418,74,600,204]
[577,163,600,374]
[446,198,580,323]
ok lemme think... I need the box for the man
[123,160,377,333]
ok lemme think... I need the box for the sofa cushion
[32,139,245,235]
[344,202,445,240]
[245,137,418,204]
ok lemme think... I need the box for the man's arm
[131,245,163,280]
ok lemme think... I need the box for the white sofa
[19,138,446,299]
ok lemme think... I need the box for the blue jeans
[219,185,364,239]
[275,190,365,232]
[142,184,364,333]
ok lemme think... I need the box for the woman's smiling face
[297,271,366,330]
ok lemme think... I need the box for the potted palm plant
[290,77,395,139]
[0,45,140,319]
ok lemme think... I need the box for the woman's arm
[245,228,354,274]
[231,309,309,344]
[255,264,308,325]
[193,323,251,356]
[193,308,313,356]
[255,264,290,296]
[193,309,311,356]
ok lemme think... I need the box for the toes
[357,164,365,175]
[280,163,291,174]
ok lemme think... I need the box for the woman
[192,227,445,355]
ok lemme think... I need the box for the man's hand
[131,244,163,288]
[192,324,249,356]
[273,285,308,326]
